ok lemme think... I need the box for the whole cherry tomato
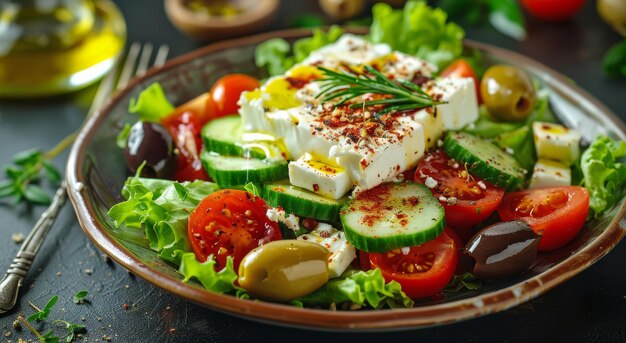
[210,74,260,116]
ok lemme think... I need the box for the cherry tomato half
[210,74,260,116]
[521,0,586,21]
[415,150,505,230]
[498,186,589,251]
[369,229,458,299]
[441,59,481,104]
[161,110,208,182]
[188,189,282,270]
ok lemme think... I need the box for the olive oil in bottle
[0,0,126,98]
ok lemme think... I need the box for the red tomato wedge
[521,0,586,21]
[369,229,458,299]
[441,59,481,104]
[498,186,589,251]
[161,92,220,182]
[210,74,261,116]
[415,150,505,230]
[188,189,282,270]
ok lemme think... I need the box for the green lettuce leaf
[294,269,414,309]
[179,252,240,294]
[254,38,293,76]
[254,26,343,76]
[581,135,626,217]
[128,83,175,122]
[369,0,465,70]
[292,26,344,62]
[108,177,218,264]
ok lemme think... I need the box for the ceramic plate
[66,28,626,330]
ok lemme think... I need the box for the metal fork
[0,42,170,315]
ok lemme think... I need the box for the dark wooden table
[1,1,625,342]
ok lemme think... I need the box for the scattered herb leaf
[444,272,483,292]
[243,182,260,197]
[72,291,88,304]
[27,295,58,322]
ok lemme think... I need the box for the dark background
[1,1,626,342]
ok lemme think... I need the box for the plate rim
[66,27,626,330]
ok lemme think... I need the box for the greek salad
[109,1,626,309]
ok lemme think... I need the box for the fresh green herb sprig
[0,132,75,205]
[72,290,88,304]
[27,295,59,322]
[19,293,88,343]
[316,65,443,116]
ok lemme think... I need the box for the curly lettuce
[294,269,414,309]
[581,135,626,217]
[369,0,465,70]
[179,252,246,296]
[254,26,344,76]
[107,177,218,264]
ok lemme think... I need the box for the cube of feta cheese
[297,223,356,278]
[288,153,352,199]
[533,122,581,165]
[426,77,479,130]
[529,158,571,189]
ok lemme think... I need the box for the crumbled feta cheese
[400,247,410,255]
[505,147,515,155]
[477,181,487,190]
[437,139,444,147]
[425,176,438,189]
[266,207,300,231]
[266,208,280,222]
[284,213,300,232]
[446,196,458,206]
[439,195,447,202]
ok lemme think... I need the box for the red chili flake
[123,303,129,311]
[285,77,310,89]
[320,230,331,238]
[313,184,320,192]
[407,196,419,206]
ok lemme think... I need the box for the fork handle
[0,181,68,314]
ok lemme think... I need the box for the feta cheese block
[297,223,356,278]
[239,34,480,193]
[529,158,571,189]
[532,121,581,165]
[288,153,352,199]
[424,77,479,130]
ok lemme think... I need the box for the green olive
[319,0,365,20]
[598,0,626,36]
[480,65,537,122]
[238,240,330,302]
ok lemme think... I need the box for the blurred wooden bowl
[164,0,279,40]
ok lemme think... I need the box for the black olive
[124,121,175,178]
[465,220,541,280]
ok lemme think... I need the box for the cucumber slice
[263,181,348,222]
[444,131,526,191]
[200,150,288,188]
[201,115,266,159]
[340,182,445,253]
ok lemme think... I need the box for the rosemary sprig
[316,65,444,115]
